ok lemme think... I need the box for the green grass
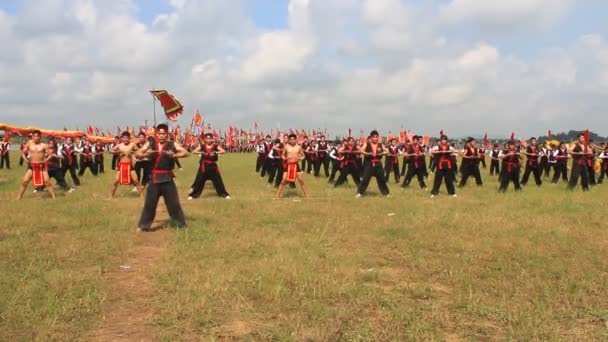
[1,151,607,340]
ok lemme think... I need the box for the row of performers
[255,132,608,196]
[16,126,234,231]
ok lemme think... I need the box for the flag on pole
[150,90,184,121]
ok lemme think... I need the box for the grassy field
[1,151,607,341]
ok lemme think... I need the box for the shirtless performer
[275,134,309,199]
[109,131,144,198]
[17,130,56,199]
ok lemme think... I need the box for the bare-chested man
[275,133,309,199]
[17,130,56,199]
[110,131,144,198]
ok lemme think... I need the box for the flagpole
[152,89,157,127]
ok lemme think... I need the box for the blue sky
[1,0,607,135]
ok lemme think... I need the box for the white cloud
[0,0,606,137]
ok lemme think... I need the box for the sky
[0,0,607,137]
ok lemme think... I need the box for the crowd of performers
[6,126,608,231]
[254,131,608,197]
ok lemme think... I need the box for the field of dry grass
[1,151,607,340]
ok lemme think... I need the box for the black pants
[261,158,271,177]
[134,160,151,186]
[314,156,329,177]
[480,157,486,169]
[79,161,97,176]
[48,167,70,191]
[598,166,608,183]
[358,162,389,195]
[175,159,182,169]
[384,158,400,183]
[256,154,265,172]
[431,168,455,195]
[138,181,187,230]
[400,158,408,176]
[62,163,81,186]
[568,163,589,191]
[551,163,568,183]
[0,153,9,169]
[490,159,500,175]
[305,158,313,173]
[111,154,119,170]
[459,163,482,187]
[588,165,596,185]
[403,164,426,188]
[521,164,542,186]
[540,157,550,177]
[189,164,229,198]
[329,159,341,182]
[95,157,104,174]
[19,156,24,166]
[335,163,361,187]
[499,166,521,192]
[267,159,282,185]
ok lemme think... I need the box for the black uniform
[357,143,389,196]
[430,144,456,196]
[521,145,542,186]
[334,145,361,187]
[61,144,80,186]
[188,144,230,198]
[459,146,483,187]
[489,148,501,175]
[384,145,400,183]
[551,148,568,183]
[138,140,187,230]
[402,144,426,188]
[499,150,522,192]
[567,143,590,191]
[314,141,330,177]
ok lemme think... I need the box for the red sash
[286,162,299,182]
[32,163,45,187]
[119,162,132,185]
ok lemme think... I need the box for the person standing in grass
[0,136,10,169]
[384,138,401,184]
[188,133,231,200]
[109,131,144,198]
[567,133,592,191]
[275,133,309,199]
[356,130,390,198]
[136,124,189,232]
[498,140,522,192]
[430,135,457,198]
[598,145,608,184]
[458,137,483,188]
[520,137,543,187]
[551,142,569,183]
[334,137,361,188]
[16,130,56,199]
[489,143,501,176]
[401,135,427,189]
[46,139,75,193]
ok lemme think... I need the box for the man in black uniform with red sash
[60,136,80,186]
[334,137,361,188]
[136,124,189,232]
[459,137,483,187]
[314,136,330,177]
[567,133,592,191]
[489,144,501,176]
[356,130,389,197]
[384,138,400,184]
[430,135,457,197]
[402,135,427,189]
[188,133,231,199]
[499,140,522,192]
[520,137,543,186]
[94,139,105,174]
[551,142,569,183]
[78,137,97,176]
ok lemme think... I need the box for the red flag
[87,125,94,135]
[348,128,352,138]
[483,132,488,146]
[439,129,444,137]
[510,132,515,141]
[194,110,202,126]
[584,129,590,144]
[548,129,552,139]
[150,90,184,121]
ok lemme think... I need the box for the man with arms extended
[135,124,189,232]
[17,130,56,199]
